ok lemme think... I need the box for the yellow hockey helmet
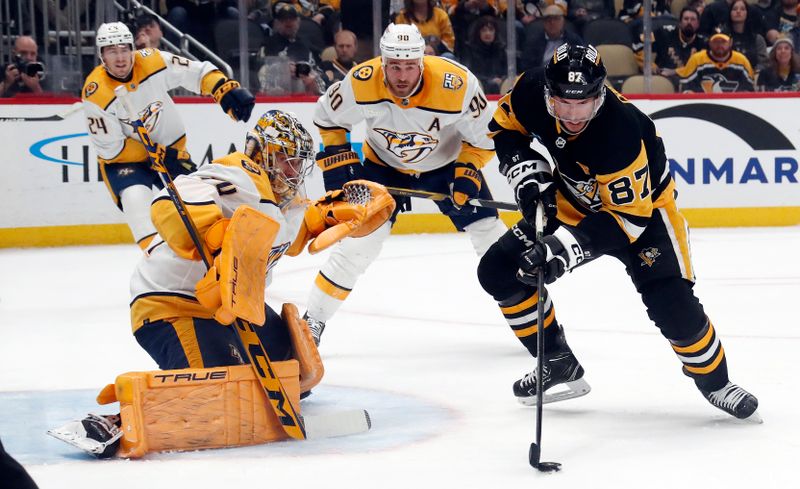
[245,110,314,205]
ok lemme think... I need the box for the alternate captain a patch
[443,72,463,90]
[353,65,373,81]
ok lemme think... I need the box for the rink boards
[1,93,798,247]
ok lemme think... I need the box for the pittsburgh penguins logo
[84,81,98,98]
[701,73,739,93]
[139,101,163,133]
[561,173,601,210]
[353,65,373,81]
[638,247,661,267]
[373,128,439,164]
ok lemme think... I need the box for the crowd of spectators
[3,0,800,98]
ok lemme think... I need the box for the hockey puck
[529,443,561,472]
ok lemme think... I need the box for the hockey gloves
[213,79,255,122]
[502,157,557,228]
[316,144,363,191]
[451,162,481,211]
[153,144,196,177]
[517,226,591,285]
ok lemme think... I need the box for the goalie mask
[96,22,135,79]
[544,44,607,134]
[245,110,314,206]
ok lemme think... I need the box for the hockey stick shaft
[385,186,518,211]
[114,86,306,440]
[0,101,83,122]
[534,202,545,452]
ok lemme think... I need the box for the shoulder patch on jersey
[353,65,373,81]
[138,48,154,57]
[442,72,463,91]
[84,81,98,98]
[240,158,262,175]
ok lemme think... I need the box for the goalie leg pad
[92,363,301,458]
[282,303,324,392]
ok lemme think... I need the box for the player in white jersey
[48,110,394,458]
[303,23,508,345]
[82,22,256,251]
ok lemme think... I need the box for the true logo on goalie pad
[153,370,228,383]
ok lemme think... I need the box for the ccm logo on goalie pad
[153,371,228,383]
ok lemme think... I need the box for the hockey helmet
[380,23,425,66]
[544,44,607,128]
[96,22,135,76]
[245,110,314,205]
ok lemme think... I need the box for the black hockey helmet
[544,44,606,100]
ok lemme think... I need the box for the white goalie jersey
[314,55,496,172]
[129,152,306,332]
[82,48,226,165]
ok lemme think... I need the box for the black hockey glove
[517,227,591,285]
[153,144,196,177]
[501,156,557,228]
[213,79,255,122]
[316,144,363,191]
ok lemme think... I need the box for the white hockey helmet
[380,23,425,66]
[96,22,135,75]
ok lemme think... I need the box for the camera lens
[25,62,44,77]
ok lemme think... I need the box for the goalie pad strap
[316,150,360,171]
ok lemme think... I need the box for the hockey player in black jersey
[478,43,759,420]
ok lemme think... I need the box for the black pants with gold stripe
[134,304,292,370]
[478,205,729,392]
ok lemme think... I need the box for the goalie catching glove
[288,180,395,255]
[517,226,592,285]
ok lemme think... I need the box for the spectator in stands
[688,0,707,16]
[727,0,768,71]
[258,2,328,95]
[395,0,456,54]
[618,0,672,24]
[569,0,616,37]
[0,36,44,98]
[449,0,498,56]
[677,28,755,92]
[757,36,800,90]
[644,7,707,78]
[700,0,766,37]
[519,5,583,71]
[165,0,239,51]
[462,15,507,93]
[134,14,165,50]
[765,0,798,44]
[320,30,358,83]
[340,0,391,61]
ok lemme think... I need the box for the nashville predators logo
[373,128,439,164]
[638,247,661,267]
[139,101,163,133]
[84,82,98,98]
[443,72,463,90]
[353,65,373,81]
[561,173,600,209]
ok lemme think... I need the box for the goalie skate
[47,414,122,459]
[513,351,591,405]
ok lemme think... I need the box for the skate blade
[741,410,763,424]
[518,378,592,406]
[47,423,105,455]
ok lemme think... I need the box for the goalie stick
[385,186,518,211]
[0,101,83,122]
[114,85,308,440]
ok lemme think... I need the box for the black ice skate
[47,413,122,458]
[701,382,761,421]
[303,313,326,346]
[513,350,591,405]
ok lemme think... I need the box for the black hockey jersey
[489,68,676,255]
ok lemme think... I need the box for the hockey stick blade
[385,186,518,211]
[529,442,561,472]
[0,101,83,122]
[302,409,372,439]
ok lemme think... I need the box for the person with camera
[0,36,45,98]
[257,2,329,95]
